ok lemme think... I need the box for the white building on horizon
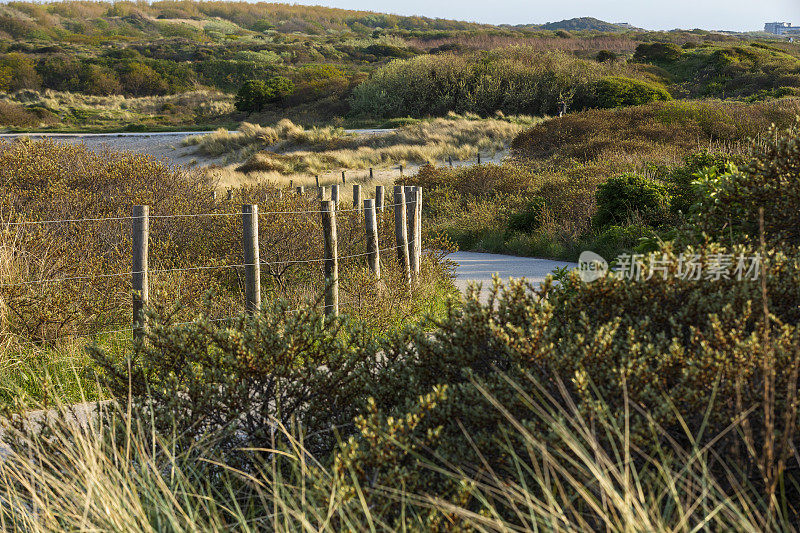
[765,22,800,35]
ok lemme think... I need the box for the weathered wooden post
[415,186,423,261]
[448,155,453,167]
[341,170,346,184]
[296,186,305,195]
[375,185,384,212]
[406,188,420,279]
[353,184,361,211]
[276,189,283,200]
[393,185,411,286]
[318,185,327,199]
[399,164,403,176]
[321,200,338,318]
[331,184,340,209]
[364,199,380,280]
[477,152,481,164]
[289,179,293,189]
[212,190,217,202]
[315,175,320,188]
[242,204,261,314]
[226,189,233,201]
[369,167,374,180]
[132,205,149,340]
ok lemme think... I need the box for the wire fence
[0,185,424,349]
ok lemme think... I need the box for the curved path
[448,251,576,302]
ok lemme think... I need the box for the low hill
[539,17,628,32]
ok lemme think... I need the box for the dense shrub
[350,49,617,117]
[234,76,295,112]
[633,42,683,63]
[586,76,672,108]
[0,140,440,343]
[691,122,800,246]
[593,173,671,227]
[595,49,618,62]
[0,53,40,92]
[506,196,547,233]
[361,43,416,59]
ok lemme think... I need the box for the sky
[287,0,800,33]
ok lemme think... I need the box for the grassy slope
[411,97,800,261]
[0,2,795,131]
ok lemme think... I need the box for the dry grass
[186,114,540,179]
[0,371,794,531]
[0,89,235,130]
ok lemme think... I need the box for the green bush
[595,50,618,62]
[691,122,800,246]
[506,196,547,233]
[588,76,672,108]
[350,49,616,118]
[593,173,671,227]
[633,42,683,63]
[234,76,295,112]
[586,222,654,258]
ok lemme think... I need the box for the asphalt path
[448,251,576,302]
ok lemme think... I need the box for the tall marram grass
[185,114,538,173]
[0,374,793,531]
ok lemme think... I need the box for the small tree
[235,77,295,113]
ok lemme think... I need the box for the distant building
[765,22,800,35]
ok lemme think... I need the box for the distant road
[0,128,392,139]
[448,251,576,302]
[0,129,394,167]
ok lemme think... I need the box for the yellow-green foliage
[0,139,452,347]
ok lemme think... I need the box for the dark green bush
[362,43,416,59]
[595,50,618,62]
[506,196,546,233]
[588,76,672,108]
[234,76,295,112]
[691,122,800,246]
[593,173,671,227]
[633,42,683,63]
[665,150,741,215]
[586,222,653,258]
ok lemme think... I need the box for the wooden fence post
[364,199,380,280]
[415,186,423,262]
[318,185,327,199]
[315,175,320,188]
[132,205,149,339]
[393,185,411,286]
[353,184,361,211]
[375,185,384,212]
[369,167,374,180]
[296,186,305,195]
[321,200,338,318]
[399,164,403,176]
[448,155,453,167]
[341,170,346,184]
[242,204,261,314]
[477,152,481,164]
[406,187,420,279]
[331,184,340,209]
[227,189,233,201]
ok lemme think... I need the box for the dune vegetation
[1,2,800,531]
